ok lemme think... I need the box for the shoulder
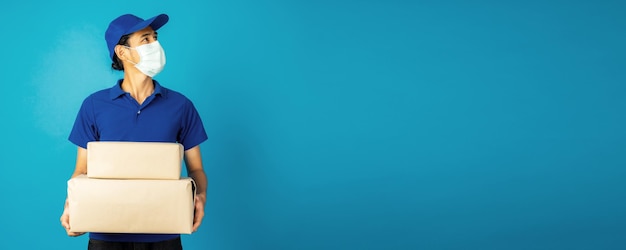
[161,86,193,105]
[80,88,112,105]
[87,88,111,99]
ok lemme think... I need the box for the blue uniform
[68,79,208,242]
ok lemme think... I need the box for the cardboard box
[87,141,184,180]
[68,175,195,234]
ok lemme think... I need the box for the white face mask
[124,41,166,77]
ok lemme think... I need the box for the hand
[60,200,86,237]
[192,194,206,232]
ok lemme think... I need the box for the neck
[121,72,154,105]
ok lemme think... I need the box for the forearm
[184,145,207,204]
[65,147,88,202]
[188,169,207,203]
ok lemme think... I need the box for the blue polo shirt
[68,79,208,242]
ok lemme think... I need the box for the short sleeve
[177,100,208,150]
[68,96,98,148]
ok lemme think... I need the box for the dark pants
[88,237,183,250]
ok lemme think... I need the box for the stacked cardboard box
[67,141,195,234]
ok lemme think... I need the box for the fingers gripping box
[87,141,184,180]
[68,175,195,234]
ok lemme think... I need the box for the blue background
[1,1,625,249]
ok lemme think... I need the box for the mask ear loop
[121,46,139,65]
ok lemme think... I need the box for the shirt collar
[109,79,168,100]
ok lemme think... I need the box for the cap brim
[126,14,169,35]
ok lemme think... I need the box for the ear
[114,45,127,60]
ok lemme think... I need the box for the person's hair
[111,34,131,71]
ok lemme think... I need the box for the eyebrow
[140,31,158,38]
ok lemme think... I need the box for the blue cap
[105,13,169,59]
